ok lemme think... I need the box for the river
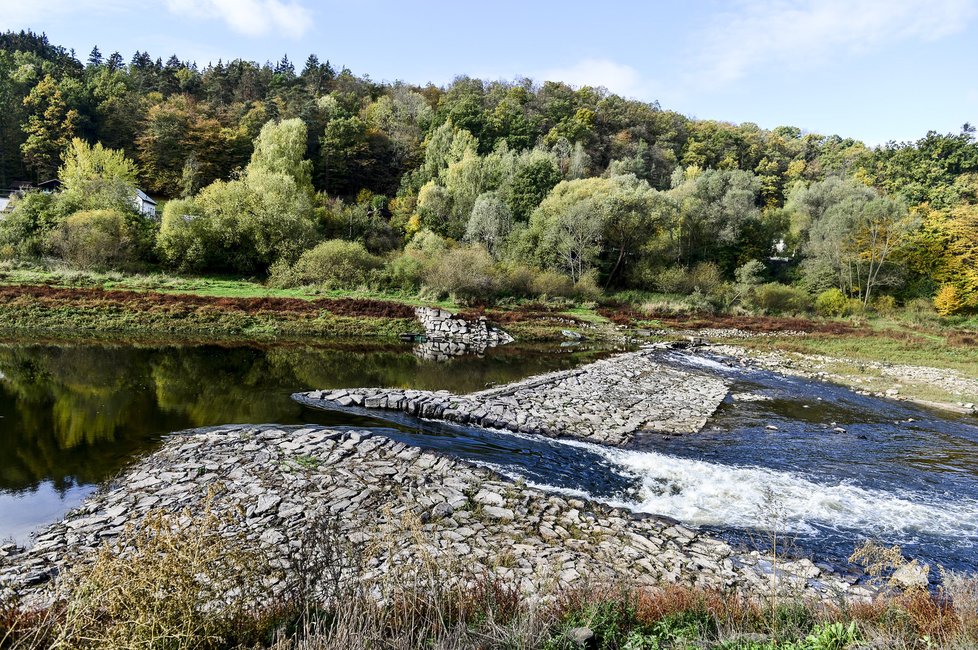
[1,338,976,573]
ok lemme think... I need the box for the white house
[132,189,157,217]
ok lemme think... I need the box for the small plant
[803,621,859,650]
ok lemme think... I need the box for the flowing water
[1,338,976,573]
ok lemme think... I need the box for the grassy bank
[0,267,604,341]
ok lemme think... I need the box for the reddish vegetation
[598,304,858,335]
[459,304,588,325]
[0,285,416,319]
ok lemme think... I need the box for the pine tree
[87,46,103,67]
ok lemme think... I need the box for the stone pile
[415,307,514,347]
[0,425,870,608]
[298,345,730,446]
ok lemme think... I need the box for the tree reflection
[0,340,610,493]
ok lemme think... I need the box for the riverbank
[7,424,976,649]
[706,340,978,415]
[0,282,599,342]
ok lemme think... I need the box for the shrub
[815,288,850,317]
[904,296,939,325]
[270,239,382,288]
[873,294,898,315]
[380,251,426,292]
[574,271,603,301]
[530,269,576,298]
[934,284,965,316]
[0,190,71,259]
[688,262,723,295]
[423,244,496,303]
[48,209,143,270]
[48,494,268,649]
[753,283,812,314]
[654,267,689,294]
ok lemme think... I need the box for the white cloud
[163,0,312,38]
[535,58,661,100]
[0,0,134,26]
[690,0,977,87]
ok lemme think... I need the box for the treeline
[2,30,977,316]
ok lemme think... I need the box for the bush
[380,251,426,292]
[574,271,603,301]
[873,294,898,315]
[654,267,689,294]
[934,284,965,316]
[424,244,496,303]
[270,239,382,288]
[815,288,850,317]
[530,269,576,299]
[48,209,144,270]
[688,262,723,295]
[0,191,72,259]
[752,283,812,314]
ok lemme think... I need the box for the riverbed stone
[295,344,730,446]
[0,424,865,609]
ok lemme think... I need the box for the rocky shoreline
[0,424,873,609]
[296,344,729,447]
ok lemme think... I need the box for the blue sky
[2,0,977,145]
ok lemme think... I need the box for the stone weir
[415,307,514,347]
[0,425,870,608]
[296,345,729,447]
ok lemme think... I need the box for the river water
[1,339,976,573]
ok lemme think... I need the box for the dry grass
[4,505,978,649]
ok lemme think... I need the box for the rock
[254,494,281,516]
[473,490,505,507]
[481,506,515,521]
[566,626,594,645]
[430,501,454,520]
[891,561,930,590]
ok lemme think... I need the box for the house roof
[134,189,157,205]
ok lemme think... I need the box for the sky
[2,0,977,145]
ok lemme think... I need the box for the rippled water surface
[2,338,976,573]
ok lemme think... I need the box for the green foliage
[0,190,69,257]
[465,191,512,257]
[270,239,381,288]
[21,74,78,179]
[423,243,496,303]
[815,288,852,317]
[752,283,812,314]
[3,31,978,307]
[48,209,144,270]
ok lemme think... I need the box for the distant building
[132,189,157,217]
[37,179,62,193]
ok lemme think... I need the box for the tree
[507,153,561,222]
[249,118,313,191]
[792,178,913,305]
[59,138,138,210]
[21,75,79,180]
[666,167,763,270]
[465,192,512,257]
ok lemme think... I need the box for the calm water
[0,338,619,543]
[2,339,977,573]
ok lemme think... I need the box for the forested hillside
[2,30,977,316]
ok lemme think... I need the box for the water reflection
[0,339,616,496]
